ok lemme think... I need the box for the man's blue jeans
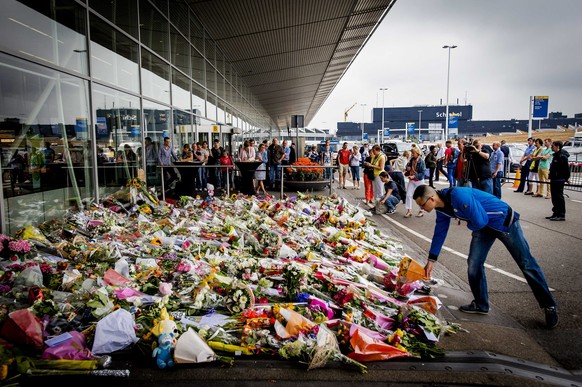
[467,220,556,312]
[383,195,400,211]
[269,162,281,187]
[492,175,502,198]
[472,177,493,195]
[446,163,456,187]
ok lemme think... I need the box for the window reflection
[143,100,171,187]
[0,53,93,234]
[172,69,191,111]
[140,1,169,60]
[90,14,139,92]
[142,49,170,104]
[92,84,141,193]
[88,0,138,39]
[0,0,88,75]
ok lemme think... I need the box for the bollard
[512,167,521,189]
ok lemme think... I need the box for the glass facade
[0,0,270,234]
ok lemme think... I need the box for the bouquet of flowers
[285,158,324,181]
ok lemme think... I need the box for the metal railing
[159,164,235,202]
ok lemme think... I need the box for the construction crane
[344,102,357,122]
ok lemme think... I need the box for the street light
[418,110,423,141]
[379,88,388,142]
[443,45,457,141]
[360,104,367,142]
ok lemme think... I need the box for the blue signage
[96,117,108,135]
[448,115,458,129]
[130,125,141,137]
[75,118,88,140]
[363,133,369,140]
[533,96,549,118]
[406,123,415,134]
[384,129,390,136]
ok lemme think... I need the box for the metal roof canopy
[186,0,397,131]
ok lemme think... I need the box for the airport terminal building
[0,0,396,234]
[337,105,581,142]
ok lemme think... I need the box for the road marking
[572,199,582,204]
[380,214,555,290]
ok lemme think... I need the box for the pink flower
[8,240,31,253]
[181,241,192,250]
[173,262,191,273]
[159,282,173,296]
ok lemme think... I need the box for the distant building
[336,104,580,142]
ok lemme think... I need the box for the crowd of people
[366,137,571,223]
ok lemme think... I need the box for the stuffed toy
[152,332,175,369]
[151,307,179,369]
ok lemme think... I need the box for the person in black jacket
[547,141,570,221]
[465,139,492,194]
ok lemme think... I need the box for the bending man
[413,185,558,329]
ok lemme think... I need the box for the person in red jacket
[337,142,351,189]
[219,150,234,189]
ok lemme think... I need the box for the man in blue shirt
[514,137,535,193]
[413,185,558,329]
[490,141,504,198]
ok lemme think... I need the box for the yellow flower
[151,237,162,246]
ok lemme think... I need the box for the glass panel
[189,13,204,56]
[192,81,205,118]
[217,99,225,124]
[140,0,169,60]
[170,26,190,75]
[90,14,139,93]
[0,53,93,235]
[173,110,193,155]
[150,0,168,16]
[92,83,141,193]
[206,93,217,122]
[204,34,215,68]
[172,68,190,111]
[215,50,225,77]
[142,49,170,104]
[191,45,205,86]
[169,1,189,35]
[216,73,225,101]
[143,100,171,187]
[206,60,216,95]
[88,0,138,39]
[0,0,88,75]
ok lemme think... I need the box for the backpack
[450,148,459,165]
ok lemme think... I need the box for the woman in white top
[348,145,362,189]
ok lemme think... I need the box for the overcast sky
[309,0,582,131]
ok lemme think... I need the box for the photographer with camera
[464,139,493,194]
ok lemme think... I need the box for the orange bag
[347,328,410,362]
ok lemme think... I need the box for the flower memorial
[285,158,324,181]
[0,180,462,382]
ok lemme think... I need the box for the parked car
[381,141,414,163]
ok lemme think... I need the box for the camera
[464,145,478,153]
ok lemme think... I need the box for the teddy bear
[152,331,175,369]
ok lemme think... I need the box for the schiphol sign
[436,111,463,118]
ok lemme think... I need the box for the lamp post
[360,104,367,142]
[418,109,423,142]
[443,45,457,141]
[379,88,388,142]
